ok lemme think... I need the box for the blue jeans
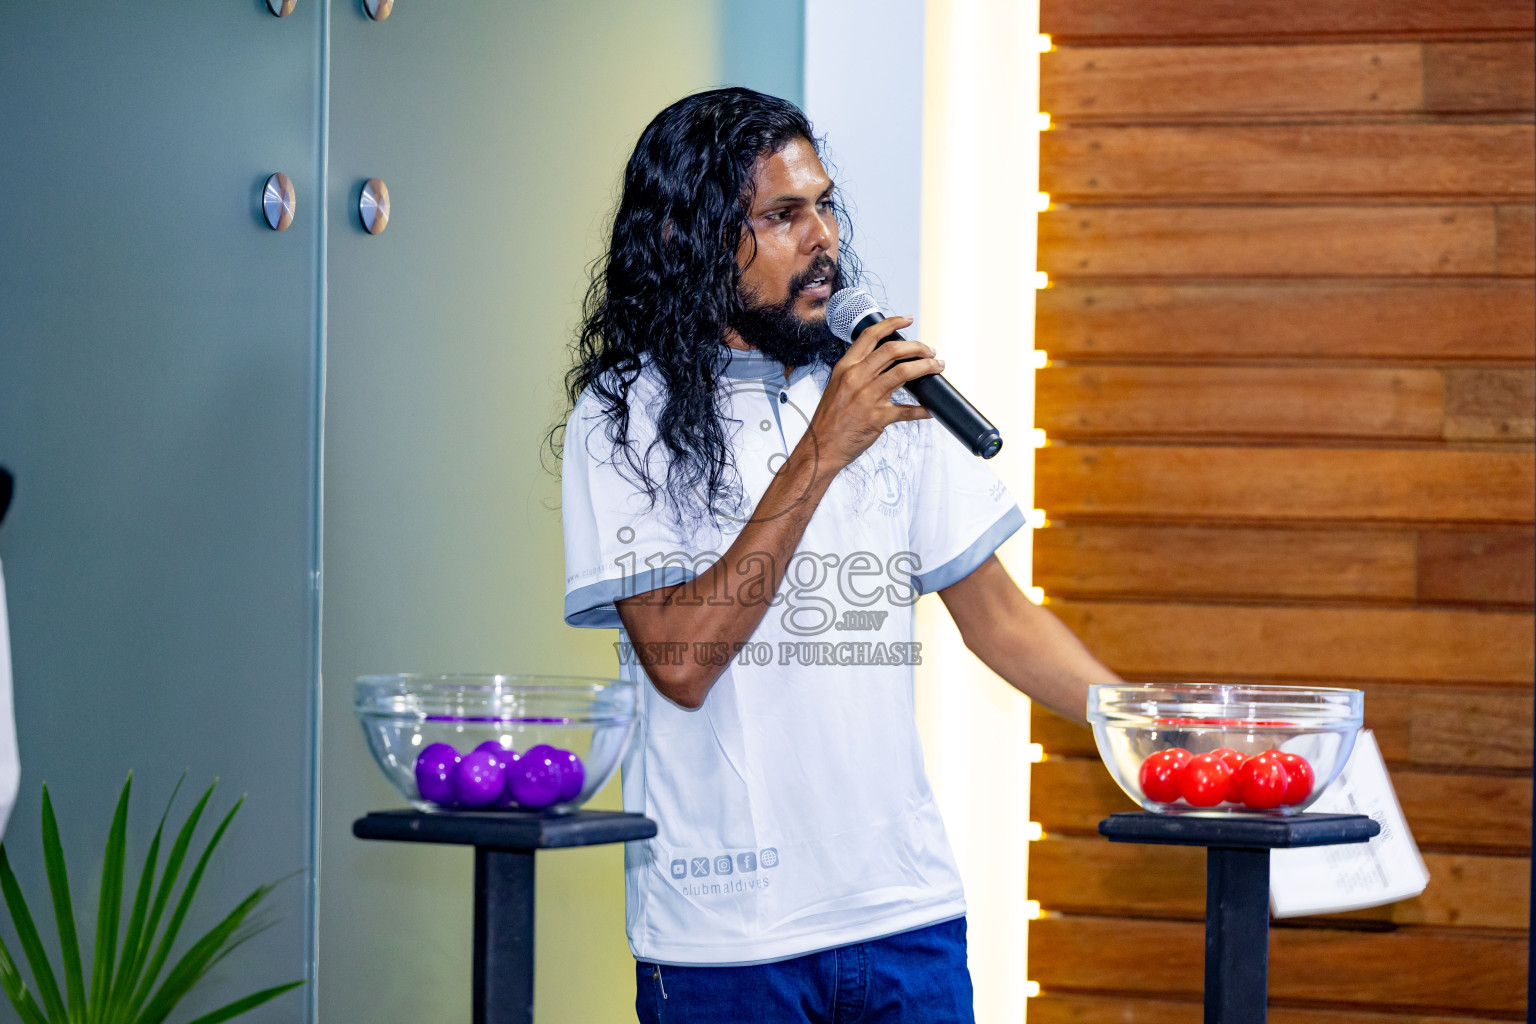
[634,917,976,1024]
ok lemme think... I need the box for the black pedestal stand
[1098,812,1379,1024]
[355,809,657,1024]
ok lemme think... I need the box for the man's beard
[729,255,847,369]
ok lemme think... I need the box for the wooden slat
[1028,992,1500,1024]
[1401,772,1536,855]
[1042,125,1536,202]
[1042,42,1536,120]
[1036,446,1536,524]
[1411,690,1535,769]
[1042,0,1536,45]
[1042,44,1425,120]
[1419,528,1536,604]
[1036,281,1536,363]
[1039,206,1500,278]
[1423,41,1536,112]
[1033,524,1419,601]
[1047,600,1535,684]
[1036,366,1445,441]
[1030,916,1527,1014]
[1030,834,1532,929]
[1033,524,1536,607]
[1443,369,1536,441]
[1040,408,1536,463]
[1496,204,1535,276]
[1032,684,1534,770]
[1033,758,1532,854]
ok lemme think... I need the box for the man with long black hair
[556,88,1120,1022]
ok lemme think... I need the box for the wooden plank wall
[1029,2,1535,1020]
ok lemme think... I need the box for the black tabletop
[1100,811,1380,850]
[354,809,657,850]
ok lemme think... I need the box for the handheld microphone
[825,288,1003,459]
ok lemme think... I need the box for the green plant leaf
[192,867,299,985]
[193,915,274,985]
[133,883,271,1024]
[1,776,297,1024]
[176,980,304,1024]
[0,930,50,1024]
[0,845,68,1023]
[126,797,241,1020]
[89,775,132,1023]
[187,892,284,993]
[107,774,182,1024]
[114,782,213,1021]
[39,786,86,1021]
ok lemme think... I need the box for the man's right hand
[616,317,941,709]
[803,316,942,475]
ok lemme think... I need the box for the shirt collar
[720,345,817,386]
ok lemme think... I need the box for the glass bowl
[1087,683,1363,816]
[355,674,638,814]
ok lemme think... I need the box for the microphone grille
[825,288,882,345]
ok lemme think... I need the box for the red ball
[1211,747,1247,774]
[1138,749,1190,803]
[1179,753,1232,807]
[1233,751,1290,810]
[1274,752,1315,805]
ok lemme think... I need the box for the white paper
[1269,730,1429,919]
[0,560,19,840]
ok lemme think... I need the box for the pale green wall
[318,4,802,1023]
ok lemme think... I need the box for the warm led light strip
[915,3,1041,1020]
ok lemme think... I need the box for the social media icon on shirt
[690,857,710,878]
[714,855,734,875]
[670,860,687,879]
[737,852,757,872]
[760,847,779,868]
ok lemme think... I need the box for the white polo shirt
[562,348,1023,966]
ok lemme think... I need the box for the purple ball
[509,746,563,809]
[475,741,522,807]
[522,744,559,774]
[553,749,585,802]
[414,743,460,805]
[451,749,506,808]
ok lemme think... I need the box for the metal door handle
[359,178,390,235]
[263,173,296,231]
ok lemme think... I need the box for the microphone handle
[850,312,1004,459]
